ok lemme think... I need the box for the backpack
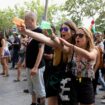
[103,41,105,61]
[98,47,104,69]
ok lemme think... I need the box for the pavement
[0,64,105,105]
[0,65,31,105]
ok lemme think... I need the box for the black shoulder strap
[65,46,75,72]
[70,46,74,62]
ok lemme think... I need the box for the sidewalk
[0,66,31,105]
[0,66,104,105]
[95,86,105,105]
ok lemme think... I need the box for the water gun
[12,17,25,26]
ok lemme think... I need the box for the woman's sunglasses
[60,27,69,32]
[75,33,84,38]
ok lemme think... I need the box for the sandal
[0,73,5,75]
[3,74,9,77]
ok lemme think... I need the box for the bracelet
[34,66,38,68]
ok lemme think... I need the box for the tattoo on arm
[38,43,43,48]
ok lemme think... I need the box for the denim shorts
[26,66,46,98]
[3,50,10,57]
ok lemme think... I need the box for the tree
[0,0,61,34]
[0,0,44,31]
[63,0,105,32]
[0,8,15,33]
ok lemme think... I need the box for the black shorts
[76,78,95,104]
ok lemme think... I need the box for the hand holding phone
[47,29,52,36]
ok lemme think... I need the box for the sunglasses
[60,27,69,32]
[75,33,84,38]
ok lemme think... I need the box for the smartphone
[47,29,52,36]
[12,17,24,26]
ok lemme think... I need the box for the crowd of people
[0,11,105,105]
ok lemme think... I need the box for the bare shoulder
[1,38,5,43]
[91,47,98,53]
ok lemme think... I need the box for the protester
[94,33,105,93]
[14,34,27,82]
[59,27,97,105]
[10,33,21,69]
[0,32,10,77]
[24,11,46,105]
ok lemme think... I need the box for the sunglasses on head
[75,33,84,38]
[60,27,69,32]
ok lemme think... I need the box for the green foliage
[0,8,15,31]
[95,11,105,32]
[23,0,44,23]
[64,0,105,32]
[0,0,59,33]
[1,0,105,34]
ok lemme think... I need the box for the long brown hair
[0,31,4,41]
[78,27,95,51]
[60,20,78,44]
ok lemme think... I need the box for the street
[0,65,104,105]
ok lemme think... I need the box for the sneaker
[31,103,37,105]
[3,74,9,77]
[101,99,105,104]
[23,89,29,93]
[13,79,20,82]
[31,103,38,105]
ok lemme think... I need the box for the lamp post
[43,0,48,21]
